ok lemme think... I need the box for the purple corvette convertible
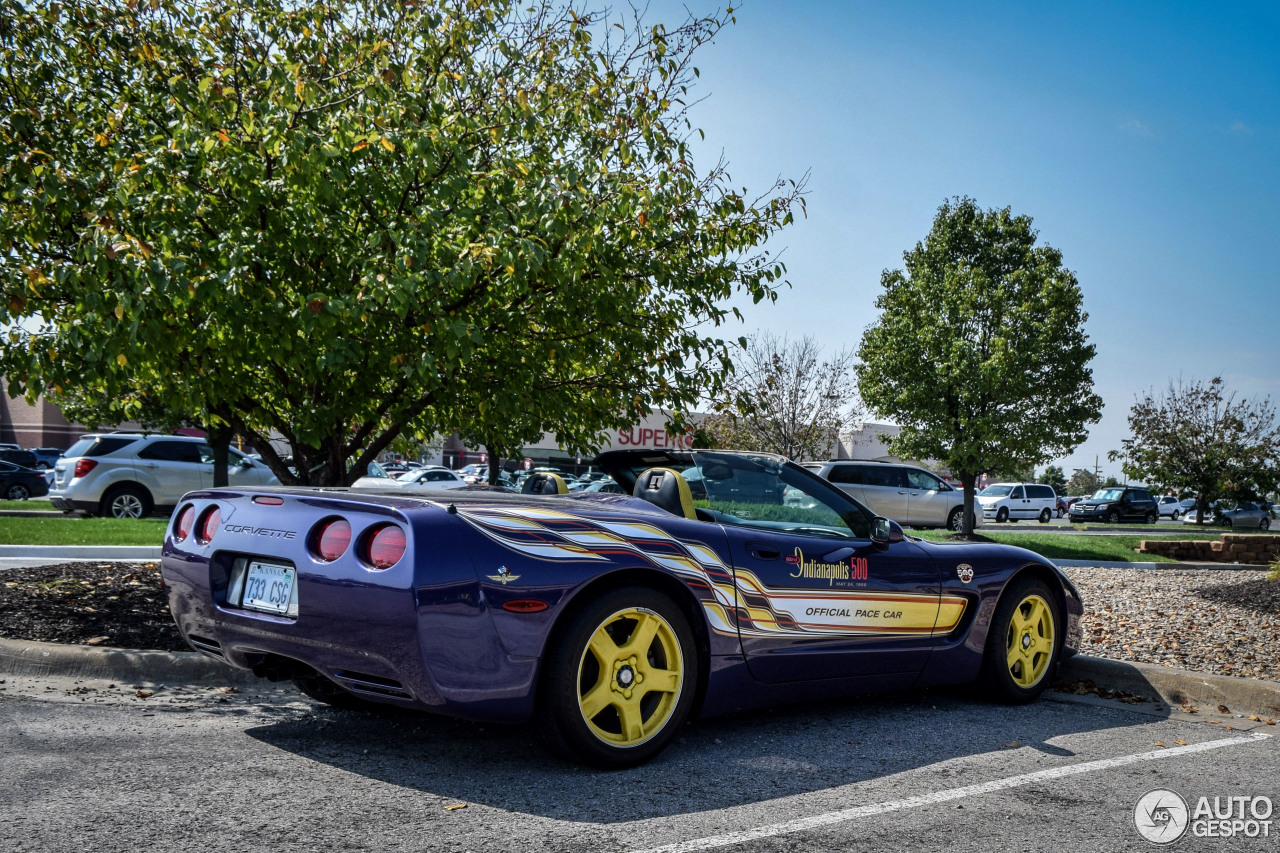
[162,449,1082,767]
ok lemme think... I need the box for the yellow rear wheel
[537,586,698,768]
[576,607,683,747]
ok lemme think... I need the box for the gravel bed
[1,563,1277,685]
[1061,567,1280,682]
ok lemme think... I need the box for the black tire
[1222,518,1232,528]
[1261,518,1271,531]
[995,507,1008,523]
[1056,507,1064,518]
[978,577,1062,703]
[1105,509,1120,524]
[293,672,384,711]
[946,507,964,531]
[1038,508,1051,524]
[100,484,153,519]
[536,586,698,768]
[6,483,30,501]
[1171,510,1179,521]
[1145,511,1157,524]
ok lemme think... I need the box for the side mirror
[870,516,905,546]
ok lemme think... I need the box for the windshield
[1091,488,1125,501]
[979,485,1013,497]
[689,451,871,539]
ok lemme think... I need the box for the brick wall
[1138,534,1280,565]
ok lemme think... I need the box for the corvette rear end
[161,487,540,723]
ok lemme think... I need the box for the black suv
[1068,486,1159,524]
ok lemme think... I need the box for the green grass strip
[0,500,55,512]
[0,516,167,546]
[910,529,1231,562]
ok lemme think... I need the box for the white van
[976,483,1058,523]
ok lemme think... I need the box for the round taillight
[197,506,221,544]
[312,518,352,562]
[364,524,406,569]
[174,505,196,542]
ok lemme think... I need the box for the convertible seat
[521,472,569,495]
[632,467,697,520]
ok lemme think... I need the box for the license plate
[242,562,295,615]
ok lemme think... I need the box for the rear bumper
[49,496,95,513]
[162,543,539,724]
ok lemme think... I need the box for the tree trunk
[208,425,232,488]
[960,471,977,538]
[485,444,501,485]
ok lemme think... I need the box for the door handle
[747,542,780,561]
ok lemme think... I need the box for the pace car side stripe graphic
[457,506,968,638]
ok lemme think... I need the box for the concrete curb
[3,637,1277,719]
[1052,560,1270,570]
[0,545,163,559]
[0,637,259,687]
[1061,654,1280,718]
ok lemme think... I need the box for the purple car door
[691,452,962,685]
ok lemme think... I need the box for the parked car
[1183,501,1271,530]
[352,465,468,492]
[1069,487,1159,524]
[0,460,50,501]
[580,477,624,494]
[161,447,1082,768]
[804,460,976,530]
[1057,495,1081,516]
[976,483,1059,523]
[29,447,64,469]
[49,433,279,518]
[1155,495,1183,519]
[0,448,40,469]
[1176,498,1199,515]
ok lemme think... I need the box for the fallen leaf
[1154,742,1168,748]
[444,803,467,811]
[1174,739,1188,746]
[1002,740,1021,749]
[1208,720,1221,724]
[1217,704,1231,714]
[1224,725,1235,731]
[1248,714,1261,722]
[218,686,239,694]
[85,636,110,645]
[135,689,154,699]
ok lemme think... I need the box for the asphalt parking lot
[2,679,1274,852]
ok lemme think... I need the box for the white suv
[49,433,278,518]
[976,483,1058,523]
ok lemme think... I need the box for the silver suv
[50,433,278,518]
[802,460,979,531]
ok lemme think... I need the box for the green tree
[1037,464,1066,494]
[700,331,860,460]
[1118,377,1280,524]
[856,197,1102,535]
[0,0,804,485]
[1066,467,1101,495]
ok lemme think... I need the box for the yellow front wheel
[1005,593,1055,688]
[537,587,697,768]
[980,578,1061,702]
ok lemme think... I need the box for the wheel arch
[541,566,714,719]
[99,480,155,514]
[998,562,1079,663]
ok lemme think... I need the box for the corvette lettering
[223,524,297,540]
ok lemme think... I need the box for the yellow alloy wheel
[1005,593,1055,688]
[576,606,684,748]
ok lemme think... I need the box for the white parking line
[629,732,1271,853]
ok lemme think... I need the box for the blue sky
[651,0,1279,478]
